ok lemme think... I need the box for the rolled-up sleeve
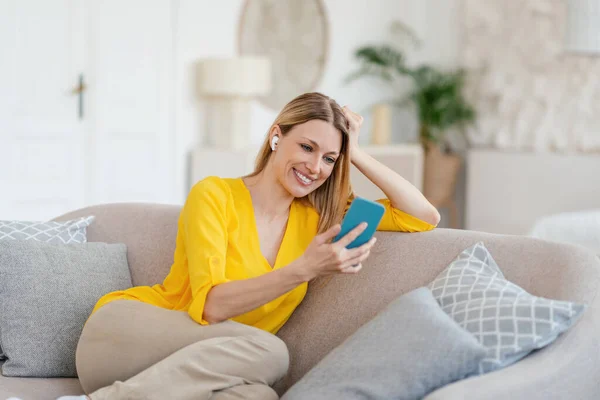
[184,177,231,325]
[375,199,436,232]
[345,196,436,233]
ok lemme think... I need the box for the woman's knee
[217,321,289,379]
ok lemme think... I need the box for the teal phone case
[333,197,385,249]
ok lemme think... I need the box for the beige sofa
[1,203,599,399]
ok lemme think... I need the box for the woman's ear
[269,125,283,147]
[270,124,282,138]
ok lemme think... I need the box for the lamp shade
[565,0,600,55]
[197,56,271,97]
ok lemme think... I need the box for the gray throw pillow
[282,287,486,400]
[0,240,132,377]
[428,241,587,374]
[0,216,95,244]
[0,216,94,360]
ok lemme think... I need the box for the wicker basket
[422,141,462,228]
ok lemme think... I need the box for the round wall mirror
[238,0,329,110]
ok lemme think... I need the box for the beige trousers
[76,300,289,400]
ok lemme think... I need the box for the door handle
[71,74,86,119]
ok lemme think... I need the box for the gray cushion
[428,241,587,374]
[0,216,95,244]
[0,216,95,359]
[281,287,486,400]
[0,240,132,378]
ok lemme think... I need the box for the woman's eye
[301,144,312,152]
[324,157,336,164]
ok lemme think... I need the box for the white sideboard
[466,149,600,235]
[349,144,423,200]
[190,146,261,187]
[189,144,424,199]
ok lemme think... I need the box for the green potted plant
[346,41,476,228]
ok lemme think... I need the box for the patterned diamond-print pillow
[0,216,95,244]
[428,242,586,374]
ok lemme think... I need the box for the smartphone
[333,197,385,249]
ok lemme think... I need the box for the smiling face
[270,119,343,198]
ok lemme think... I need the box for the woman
[58,92,440,400]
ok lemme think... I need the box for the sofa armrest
[421,230,600,400]
[424,253,600,400]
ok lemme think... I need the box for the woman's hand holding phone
[292,223,377,282]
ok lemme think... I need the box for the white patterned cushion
[428,242,587,374]
[0,216,95,244]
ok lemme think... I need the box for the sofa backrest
[273,228,600,393]
[54,203,180,287]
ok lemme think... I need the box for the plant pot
[422,140,462,228]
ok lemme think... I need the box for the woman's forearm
[351,149,441,226]
[203,262,310,324]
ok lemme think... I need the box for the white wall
[173,0,462,203]
[406,0,462,68]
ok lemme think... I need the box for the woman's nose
[306,154,321,175]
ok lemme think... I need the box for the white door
[87,0,175,205]
[0,0,87,220]
[0,0,176,220]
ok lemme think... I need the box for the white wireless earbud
[271,136,279,151]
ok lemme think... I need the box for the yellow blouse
[92,176,435,334]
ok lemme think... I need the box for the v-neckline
[239,178,295,270]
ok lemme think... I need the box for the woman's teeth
[294,169,313,185]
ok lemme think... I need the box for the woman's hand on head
[342,106,364,160]
[291,223,377,281]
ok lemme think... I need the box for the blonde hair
[247,92,353,234]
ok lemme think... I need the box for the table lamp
[197,57,271,150]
